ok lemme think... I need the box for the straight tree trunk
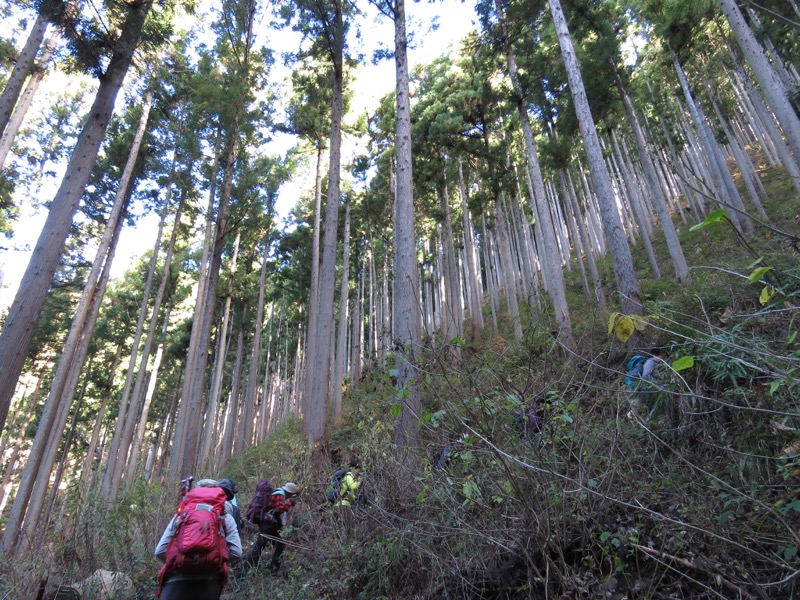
[302,145,325,423]
[617,78,690,282]
[457,158,484,339]
[243,243,269,449]
[0,33,57,168]
[2,164,131,551]
[0,11,49,138]
[0,0,152,436]
[332,199,351,426]
[672,48,753,233]
[719,0,800,161]
[392,0,422,466]
[549,0,641,316]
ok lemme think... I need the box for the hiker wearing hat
[334,460,362,507]
[217,478,243,535]
[238,482,300,575]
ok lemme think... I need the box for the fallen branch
[632,543,754,599]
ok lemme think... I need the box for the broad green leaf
[748,266,772,284]
[390,404,403,417]
[672,355,695,371]
[416,489,427,504]
[614,315,635,342]
[760,286,776,305]
[689,208,727,231]
[561,413,574,423]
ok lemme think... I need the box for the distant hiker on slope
[237,481,300,577]
[625,348,664,419]
[155,479,242,600]
[332,460,362,507]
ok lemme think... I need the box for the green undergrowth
[5,168,800,598]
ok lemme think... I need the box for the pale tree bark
[78,343,123,498]
[332,199,351,426]
[391,0,422,465]
[231,318,248,454]
[171,125,239,478]
[121,195,184,486]
[301,145,325,423]
[200,231,241,464]
[608,129,661,280]
[116,192,185,491]
[498,2,575,345]
[102,128,173,502]
[548,0,641,315]
[565,168,605,305]
[2,157,132,551]
[704,79,769,220]
[0,12,49,139]
[719,0,800,160]
[438,162,463,356]
[672,49,753,233]
[729,54,800,196]
[481,213,499,332]
[495,196,524,341]
[616,78,690,282]
[0,380,41,514]
[0,33,57,168]
[457,158,484,339]
[0,0,152,436]
[350,273,363,384]
[305,1,346,452]
[242,243,269,449]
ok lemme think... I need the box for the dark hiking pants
[239,522,284,575]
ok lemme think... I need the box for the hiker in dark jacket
[217,478,244,534]
[238,482,300,576]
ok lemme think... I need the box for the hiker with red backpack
[154,479,242,600]
[237,481,300,577]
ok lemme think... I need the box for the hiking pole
[256,533,312,551]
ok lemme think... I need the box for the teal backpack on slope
[624,355,646,390]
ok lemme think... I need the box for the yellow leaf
[615,315,635,342]
[760,286,775,305]
[608,312,620,336]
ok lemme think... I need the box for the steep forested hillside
[0,0,799,597]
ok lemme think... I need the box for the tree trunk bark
[332,198,350,426]
[0,0,151,436]
[549,0,641,316]
[719,0,800,160]
[457,158,484,339]
[3,166,131,551]
[393,0,422,468]
[0,33,57,168]
[0,11,48,138]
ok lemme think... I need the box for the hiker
[155,479,242,600]
[238,482,300,576]
[333,460,362,506]
[217,478,244,534]
[625,348,664,418]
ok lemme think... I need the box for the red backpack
[157,487,230,590]
[245,480,274,524]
